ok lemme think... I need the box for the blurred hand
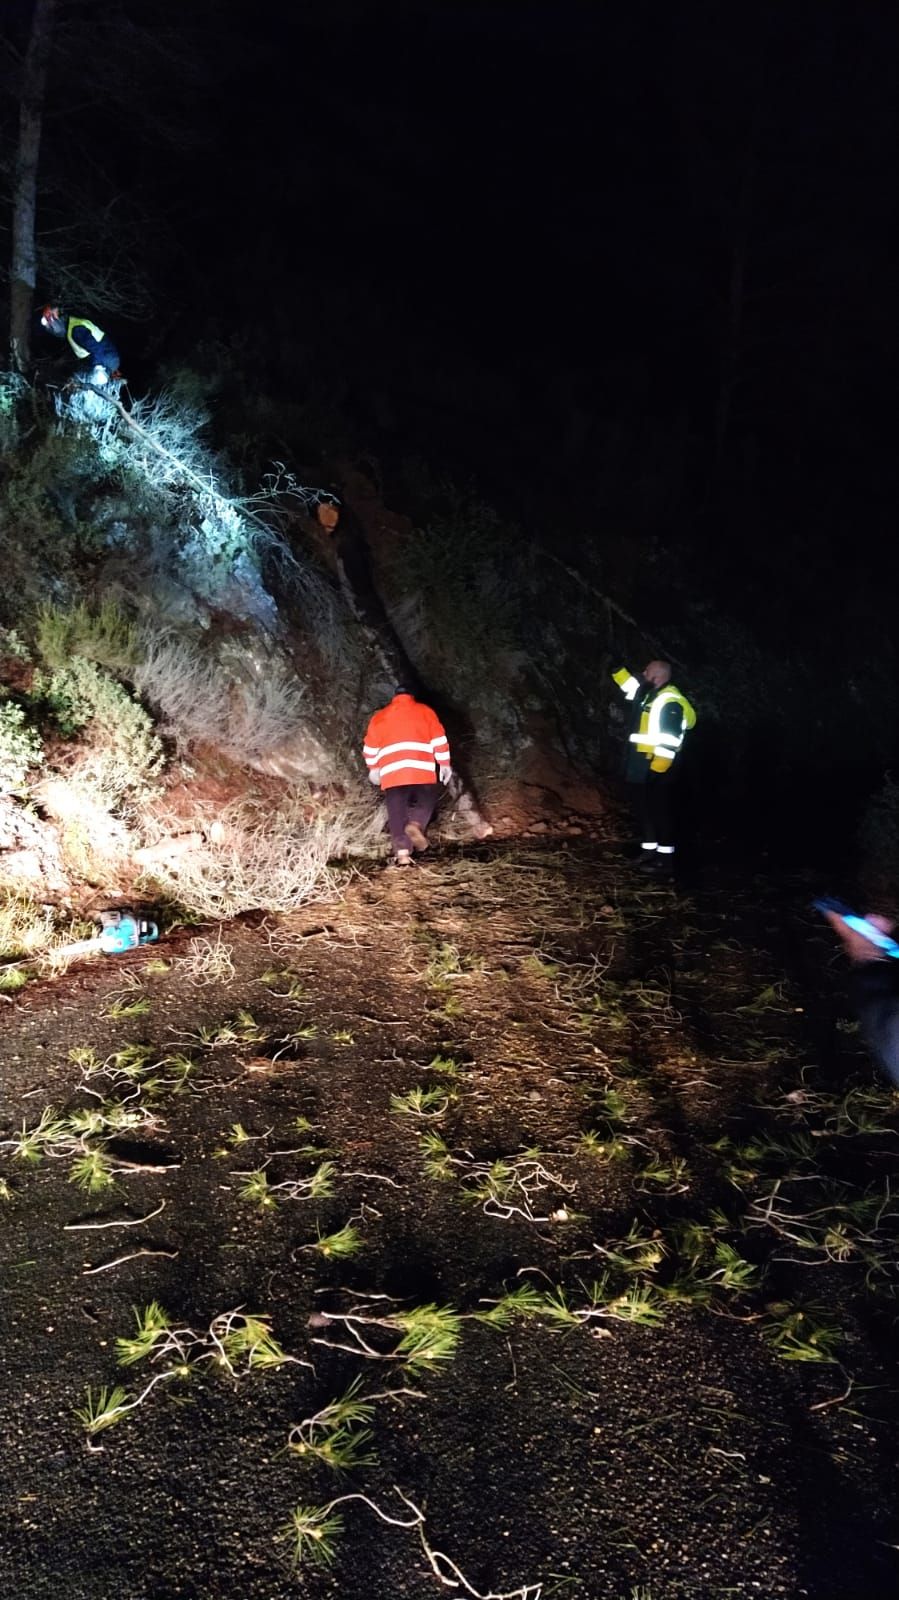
[824,909,894,964]
[439,765,453,786]
[368,770,381,786]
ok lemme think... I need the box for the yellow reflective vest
[612,667,696,774]
[65,317,106,360]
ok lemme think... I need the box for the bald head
[642,660,672,689]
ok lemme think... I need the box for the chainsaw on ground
[97,909,159,954]
[56,909,160,960]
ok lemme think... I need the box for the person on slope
[39,305,121,387]
[363,686,452,867]
[611,659,696,871]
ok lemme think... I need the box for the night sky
[201,2,897,450]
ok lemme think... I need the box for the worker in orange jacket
[363,687,452,866]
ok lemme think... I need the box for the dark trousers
[630,771,675,851]
[384,783,440,852]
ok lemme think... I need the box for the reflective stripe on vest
[629,686,696,758]
[66,317,105,360]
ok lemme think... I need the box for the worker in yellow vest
[612,660,696,870]
[40,306,121,385]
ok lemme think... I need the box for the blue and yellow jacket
[64,316,120,373]
[612,667,696,778]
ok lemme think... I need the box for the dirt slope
[0,843,897,1599]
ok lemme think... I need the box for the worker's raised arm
[612,666,641,700]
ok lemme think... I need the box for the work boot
[404,821,429,853]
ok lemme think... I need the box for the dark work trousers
[384,783,440,852]
[630,770,675,852]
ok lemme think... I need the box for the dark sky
[201,6,897,581]
[198,2,896,375]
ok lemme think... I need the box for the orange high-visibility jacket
[363,693,450,790]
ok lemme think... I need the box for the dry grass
[0,890,96,967]
[32,774,136,885]
[131,631,232,749]
[179,933,236,987]
[133,629,329,776]
[0,891,59,961]
[140,785,388,918]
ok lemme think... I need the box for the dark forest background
[2,0,898,863]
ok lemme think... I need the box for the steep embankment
[1,843,896,1598]
[0,381,615,941]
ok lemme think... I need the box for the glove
[439,765,453,786]
[650,756,673,774]
[369,770,381,786]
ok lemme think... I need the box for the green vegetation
[197,1010,265,1046]
[239,1168,276,1210]
[309,1223,364,1260]
[73,1385,132,1438]
[0,964,29,993]
[102,994,151,1020]
[278,1503,345,1570]
[116,1302,172,1367]
[761,1303,842,1364]
[76,1306,301,1446]
[310,1299,462,1375]
[36,599,138,674]
[39,657,164,808]
[0,509,895,1600]
[287,1379,377,1472]
[261,968,308,1000]
[0,701,43,792]
[390,1084,453,1118]
[426,1053,463,1079]
[68,1147,116,1195]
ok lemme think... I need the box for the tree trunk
[10,0,57,372]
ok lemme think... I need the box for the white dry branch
[88,390,352,662]
[142,797,337,918]
[421,1139,577,1226]
[178,933,235,987]
[54,385,355,693]
[65,1201,166,1231]
[281,1487,542,1599]
[142,785,386,917]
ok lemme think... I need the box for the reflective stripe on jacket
[363,693,450,789]
[628,686,696,760]
[612,667,696,772]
